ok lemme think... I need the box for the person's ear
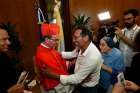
[135,16,139,21]
[83,35,89,41]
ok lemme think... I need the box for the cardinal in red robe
[35,23,68,91]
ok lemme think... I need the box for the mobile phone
[117,72,125,87]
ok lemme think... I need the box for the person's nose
[72,38,76,43]
[6,39,11,45]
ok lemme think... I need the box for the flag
[53,0,65,51]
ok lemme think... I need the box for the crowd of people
[0,8,140,93]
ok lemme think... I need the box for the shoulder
[133,53,140,59]
[111,48,123,59]
[37,44,48,52]
[90,43,100,53]
[36,45,50,57]
[135,25,140,33]
[136,25,140,29]
[113,48,122,54]
[89,49,102,64]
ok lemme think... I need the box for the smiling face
[0,29,11,52]
[44,34,59,48]
[99,38,111,53]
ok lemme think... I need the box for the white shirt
[60,42,103,87]
[119,25,140,67]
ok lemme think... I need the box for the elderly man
[0,24,24,93]
[35,23,72,93]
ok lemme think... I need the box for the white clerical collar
[41,43,50,49]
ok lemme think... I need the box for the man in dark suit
[0,24,24,93]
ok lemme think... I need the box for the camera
[98,20,119,39]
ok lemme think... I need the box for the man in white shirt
[114,9,140,68]
[42,26,103,93]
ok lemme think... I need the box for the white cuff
[60,75,68,85]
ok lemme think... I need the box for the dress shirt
[60,42,103,87]
[119,25,140,67]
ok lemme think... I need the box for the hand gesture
[7,84,24,93]
[115,27,123,38]
[125,80,140,92]
[112,82,125,93]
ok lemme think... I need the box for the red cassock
[35,44,68,90]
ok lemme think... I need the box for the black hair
[0,23,8,31]
[73,26,93,41]
[0,23,21,53]
[123,9,139,17]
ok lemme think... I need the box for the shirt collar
[132,24,138,31]
[79,42,92,56]
[124,24,138,31]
